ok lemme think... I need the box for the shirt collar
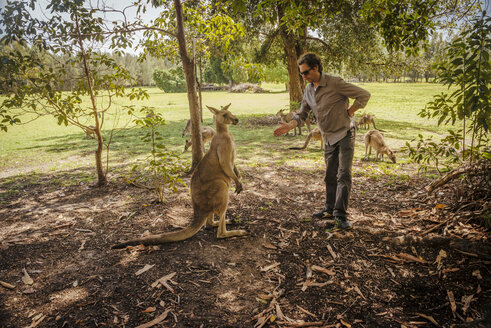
[310,73,328,88]
[317,73,328,87]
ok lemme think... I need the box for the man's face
[299,63,319,83]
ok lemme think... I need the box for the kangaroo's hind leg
[205,182,234,229]
[217,207,247,238]
[206,213,232,228]
[214,187,247,238]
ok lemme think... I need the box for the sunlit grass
[0,83,453,179]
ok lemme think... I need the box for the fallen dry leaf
[398,208,422,217]
[151,272,177,293]
[311,265,335,276]
[22,269,34,285]
[135,310,169,328]
[442,268,460,274]
[435,249,447,270]
[353,285,366,300]
[447,290,457,317]
[30,313,46,327]
[296,305,317,319]
[461,294,474,314]
[135,264,155,276]
[337,315,351,328]
[397,253,429,264]
[257,293,274,300]
[326,244,337,260]
[306,265,312,279]
[415,313,439,326]
[472,269,482,280]
[141,307,156,313]
[260,262,280,272]
[275,303,285,320]
[0,280,15,289]
[262,242,277,250]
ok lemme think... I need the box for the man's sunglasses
[300,67,313,76]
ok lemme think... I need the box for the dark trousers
[323,128,355,218]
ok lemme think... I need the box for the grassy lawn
[0,82,453,181]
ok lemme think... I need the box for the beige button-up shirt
[294,74,371,145]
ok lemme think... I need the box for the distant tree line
[0,43,171,93]
[0,30,456,96]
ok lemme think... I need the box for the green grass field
[0,82,454,181]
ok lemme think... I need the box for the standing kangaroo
[288,127,324,150]
[184,126,216,151]
[357,114,376,130]
[364,130,396,163]
[112,104,246,249]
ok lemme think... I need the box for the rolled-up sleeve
[336,78,371,109]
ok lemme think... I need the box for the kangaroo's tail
[289,134,312,150]
[112,211,207,249]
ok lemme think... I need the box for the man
[274,53,370,229]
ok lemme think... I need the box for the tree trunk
[198,55,203,123]
[174,0,203,171]
[75,13,107,186]
[277,5,304,106]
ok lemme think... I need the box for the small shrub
[129,107,187,203]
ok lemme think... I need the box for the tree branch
[65,26,177,39]
[304,35,329,48]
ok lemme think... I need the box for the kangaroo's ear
[206,105,219,115]
[221,103,231,111]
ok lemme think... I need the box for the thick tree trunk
[198,56,203,123]
[277,5,304,106]
[284,44,304,104]
[174,0,203,171]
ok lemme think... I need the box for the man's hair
[297,53,323,74]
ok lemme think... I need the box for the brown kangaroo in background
[357,114,376,130]
[84,125,96,139]
[182,119,192,137]
[364,130,396,163]
[276,109,311,136]
[112,104,246,249]
[289,127,324,150]
[184,126,216,151]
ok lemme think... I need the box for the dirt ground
[0,146,490,327]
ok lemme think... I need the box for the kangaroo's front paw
[235,182,243,194]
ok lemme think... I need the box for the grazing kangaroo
[357,114,376,130]
[182,119,192,137]
[112,104,246,249]
[184,126,216,151]
[276,109,311,136]
[364,130,396,163]
[289,127,324,150]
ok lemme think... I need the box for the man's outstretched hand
[274,120,297,136]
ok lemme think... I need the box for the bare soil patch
[0,157,489,327]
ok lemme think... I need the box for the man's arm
[274,120,298,136]
[274,96,311,136]
[336,78,371,117]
